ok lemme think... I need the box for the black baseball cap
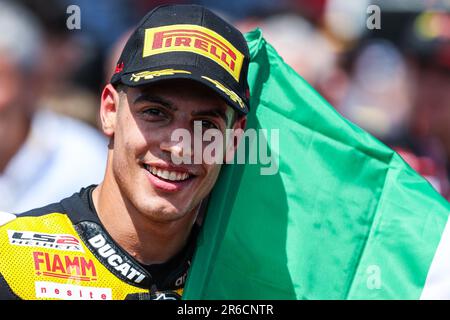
[111,4,250,114]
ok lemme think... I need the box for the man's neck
[92,178,198,266]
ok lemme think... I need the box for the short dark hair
[114,83,128,93]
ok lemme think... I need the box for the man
[0,1,107,213]
[0,4,249,300]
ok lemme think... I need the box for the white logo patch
[7,230,84,252]
[35,281,112,300]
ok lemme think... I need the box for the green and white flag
[183,29,450,299]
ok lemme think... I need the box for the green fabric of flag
[182,29,450,299]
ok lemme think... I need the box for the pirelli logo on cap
[143,24,244,81]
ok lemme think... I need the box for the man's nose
[160,137,193,163]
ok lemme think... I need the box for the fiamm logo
[33,251,97,282]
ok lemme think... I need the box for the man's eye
[142,108,165,117]
[200,120,219,130]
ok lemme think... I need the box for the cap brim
[118,67,249,115]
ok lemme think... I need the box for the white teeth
[161,170,170,179]
[145,165,190,181]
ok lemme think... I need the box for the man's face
[102,79,244,223]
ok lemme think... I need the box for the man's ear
[100,84,121,137]
[224,115,247,163]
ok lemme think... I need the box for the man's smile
[144,164,192,182]
[142,162,197,192]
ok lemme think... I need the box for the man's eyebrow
[192,109,229,125]
[133,94,178,111]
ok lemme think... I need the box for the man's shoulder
[0,202,64,228]
[0,189,94,300]
[16,202,66,218]
[0,187,90,230]
[0,212,17,228]
[0,201,70,238]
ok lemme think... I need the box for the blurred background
[0,0,449,213]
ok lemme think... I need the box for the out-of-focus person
[402,11,450,199]
[17,0,102,127]
[343,6,450,199]
[236,12,350,109]
[339,39,414,144]
[0,1,107,213]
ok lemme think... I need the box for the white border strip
[421,215,450,299]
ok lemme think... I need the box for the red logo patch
[33,251,97,282]
[114,62,124,74]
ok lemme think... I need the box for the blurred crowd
[0,0,449,213]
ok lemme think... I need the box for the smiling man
[0,4,249,300]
